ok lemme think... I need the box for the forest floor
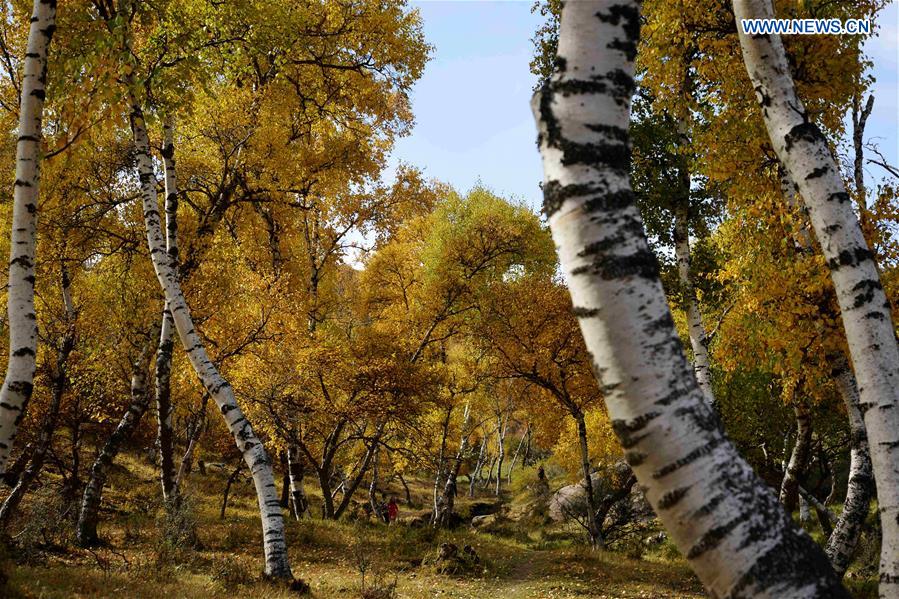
[0,454,878,598]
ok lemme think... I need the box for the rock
[427,542,481,575]
[471,514,496,528]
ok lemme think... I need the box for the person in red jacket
[387,496,399,523]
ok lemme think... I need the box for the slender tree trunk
[220,465,242,520]
[399,473,413,506]
[333,427,382,520]
[279,452,289,509]
[0,268,74,527]
[735,2,899,592]
[368,443,381,521]
[576,413,602,549]
[507,423,529,484]
[780,400,812,512]
[673,199,714,408]
[827,361,875,577]
[0,0,57,473]
[533,2,847,595]
[434,403,470,527]
[155,120,179,506]
[482,455,496,490]
[174,397,206,491]
[129,103,291,579]
[495,414,507,497]
[76,335,155,547]
[287,445,308,520]
[433,407,451,514]
[469,437,487,498]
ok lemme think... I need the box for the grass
[0,454,711,598]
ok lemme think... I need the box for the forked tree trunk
[0,0,57,473]
[734,1,899,590]
[507,423,529,484]
[155,120,179,506]
[532,2,846,595]
[77,335,155,547]
[827,361,874,577]
[780,400,812,512]
[129,103,291,579]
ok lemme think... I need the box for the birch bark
[533,1,846,595]
[156,120,179,505]
[0,0,57,473]
[733,1,899,591]
[129,104,291,579]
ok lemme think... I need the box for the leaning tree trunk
[129,103,291,580]
[734,1,899,591]
[827,361,875,577]
[507,423,529,484]
[156,120,179,506]
[0,268,74,527]
[779,400,812,512]
[76,335,155,547]
[0,0,57,474]
[673,197,714,408]
[532,1,847,596]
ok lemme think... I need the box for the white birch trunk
[828,361,875,577]
[156,120,179,504]
[733,1,899,592]
[673,202,714,407]
[532,1,846,595]
[286,445,308,520]
[129,104,291,579]
[0,0,57,473]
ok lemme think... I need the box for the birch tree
[733,0,899,592]
[0,0,57,473]
[532,1,846,595]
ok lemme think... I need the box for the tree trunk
[220,465,242,520]
[495,414,507,497]
[76,335,154,547]
[735,1,899,591]
[287,445,308,520]
[469,437,486,498]
[576,413,602,549]
[0,0,57,474]
[333,427,381,520]
[533,2,847,595]
[0,268,74,527]
[827,361,875,577]
[432,407,451,514]
[368,443,381,521]
[507,423,529,484]
[779,400,812,512]
[155,120,179,506]
[434,403,471,527]
[673,198,714,408]
[129,102,291,579]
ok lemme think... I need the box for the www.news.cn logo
[741,18,871,35]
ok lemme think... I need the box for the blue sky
[385,1,898,210]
